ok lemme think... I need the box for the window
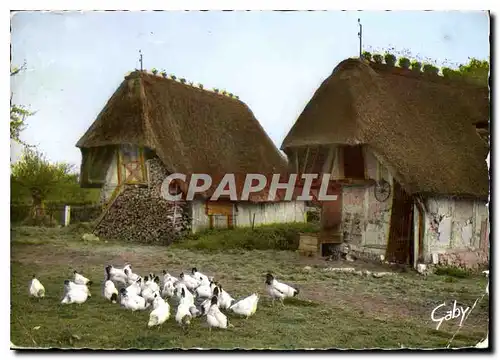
[343,145,365,179]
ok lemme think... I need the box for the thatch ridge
[282,58,489,198]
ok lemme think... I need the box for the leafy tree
[10,62,35,145]
[11,148,77,221]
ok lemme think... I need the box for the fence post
[64,205,71,227]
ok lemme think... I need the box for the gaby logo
[430,300,471,330]
[160,173,340,202]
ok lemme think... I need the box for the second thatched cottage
[76,70,305,243]
[282,58,490,269]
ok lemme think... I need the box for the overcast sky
[10,10,489,168]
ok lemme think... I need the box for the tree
[10,62,35,145]
[11,148,76,222]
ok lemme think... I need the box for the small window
[343,145,365,179]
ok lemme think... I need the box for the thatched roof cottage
[76,70,305,243]
[282,58,490,269]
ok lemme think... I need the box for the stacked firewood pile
[95,186,191,244]
[94,157,191,244]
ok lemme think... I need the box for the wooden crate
[298,233,319,257]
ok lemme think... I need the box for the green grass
[10,226,489,350]
[174,222,320,251]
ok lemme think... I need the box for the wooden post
[173,201,177,228]
[64,205,71,227]
[251,213,256,230]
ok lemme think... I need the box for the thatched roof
[76,71,289,201]
[281,58,490,199]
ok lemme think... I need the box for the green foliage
[11,148,84,204]
[180,78,186,84]
[213,88,219,93]
[372,54,383,64]
[458,58,489,86]
[384,53,397,66]
[398,57,411,69]
[441,67,461,80]
[423,64,439,75]
[160,70,167,78]
[175,222,320,252]
[151,68,158,75]
[11,62,34,145]
[198,83,204,89]
[410,60,422,72]
[170,75,177,80]
[362,51,372,61]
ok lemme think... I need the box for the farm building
[76,70,305,243]
[281,58,490,269]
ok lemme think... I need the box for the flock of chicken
[28,264,300,331]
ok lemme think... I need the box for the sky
[10,10,490,168]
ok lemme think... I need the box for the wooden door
[206,201,234,230]
[386,181,414,264]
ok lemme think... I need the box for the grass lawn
[10,226,489,350]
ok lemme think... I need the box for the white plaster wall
[190,200,306,233]
[340,148,394,249]
[191,200,210,234]
[234,201,306,227]
[100,149,119,204]
[423,198,489,259]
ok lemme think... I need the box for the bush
[372,54,383,64]
[423,64,439,76]
[384,53,396,66]
[174,223,320,252]
[442,67,462,80]
[398,57,411,69]
[362,51,372,61]
[410,60,422,72]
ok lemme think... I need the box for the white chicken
[103,274,119,303]
[162,270,178,285]
[61,280,89,305]
[229,293,259,319]
[105,265,128,287]
[73,270,92,286]
[174,282,195,305]
[124,268,141,285]
[29,275,45,298]
[148,293,170,327]
[67,280,92,297]
[191,267,210,283]
[175,288,196,327]
[161,280,176,298]
[194,278,215,299]
[483,270,489,295]
[265,273,299,306]
[206,295,231,331]
[119,288,149,311]
[179,272,200,291]
[125,278,143,297]
[216,284,235,310]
